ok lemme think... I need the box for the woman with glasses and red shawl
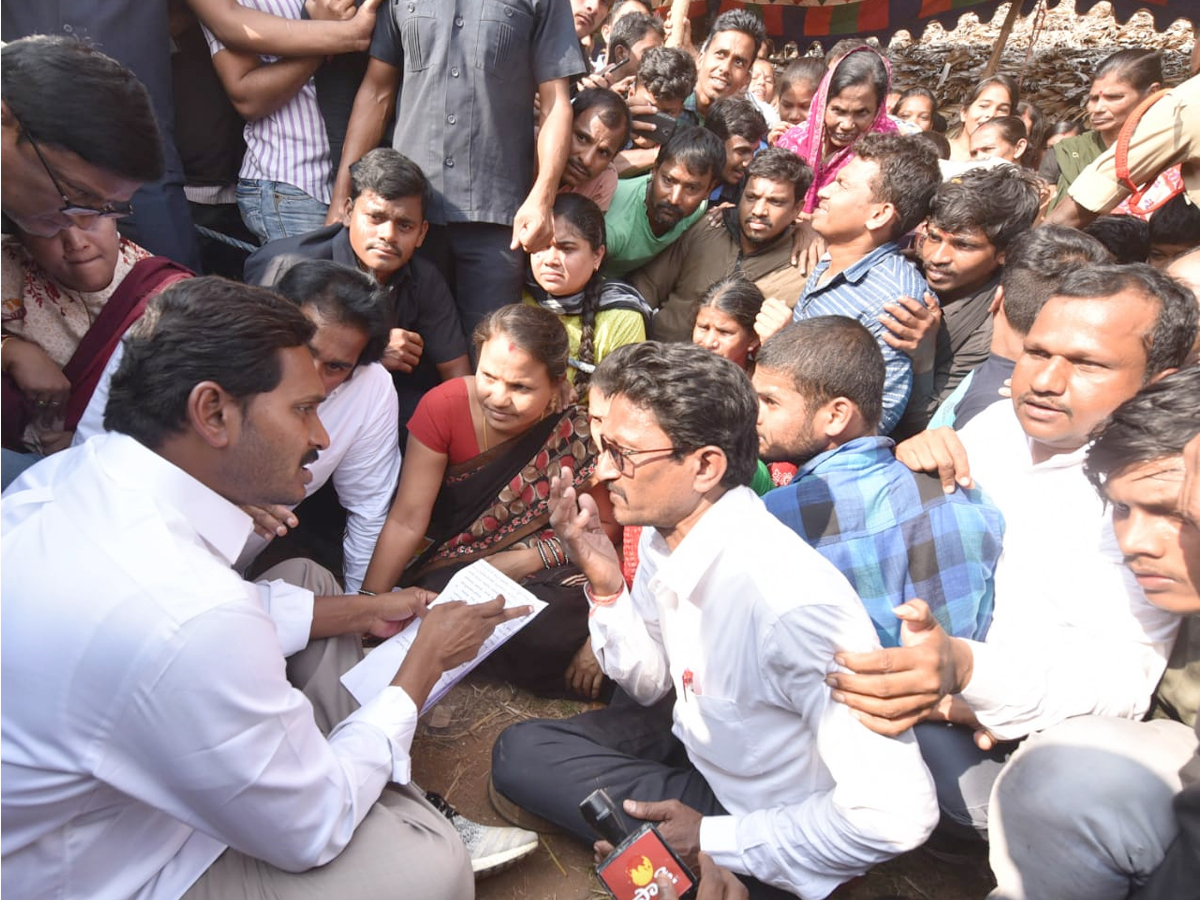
[772,45,897,214]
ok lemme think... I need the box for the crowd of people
[1,2,1199,899]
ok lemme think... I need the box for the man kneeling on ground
[490,341,937,899]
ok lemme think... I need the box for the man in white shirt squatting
[1,277,531,900]
[490,341,938,900]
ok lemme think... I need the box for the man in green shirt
[602,126,723,278]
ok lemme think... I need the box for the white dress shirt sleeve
[257,579,316,657]
[587,557,673,705]
[960,629,1168,741]
[698,603,938,898]
[329,367,401,593]
[94,599,418,873]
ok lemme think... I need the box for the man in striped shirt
[756,134,942,434]
[203,0,343,244]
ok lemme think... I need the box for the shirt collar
[1025,437,1092,471]
[648,486,758,601]
[797,435,894,479]
[836,241,900,285]
[96,433,254,566]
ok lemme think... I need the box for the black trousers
[416,222,526,340]
[491,689,796,899]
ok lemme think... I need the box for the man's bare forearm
[328,60,399,221]
[189,0,376,56]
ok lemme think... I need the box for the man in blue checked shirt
[755,316,1004,647]
[755,133,942,434]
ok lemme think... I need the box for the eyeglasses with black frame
[599,435,681,477]
[22,126,134,220]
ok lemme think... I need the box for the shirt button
[445,157,455,168]
[504,6,513,15]
[63,24,73,33]
[407,2,414,10]
[451,66,460,77]
[447,114,456,125]
[454,15,464,26]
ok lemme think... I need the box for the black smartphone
[632,111,679,146]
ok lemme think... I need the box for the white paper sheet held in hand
[341,560,546,711]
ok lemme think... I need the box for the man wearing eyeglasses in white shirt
[491,341,938,900]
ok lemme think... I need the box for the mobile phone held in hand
[632,112,679,146]
[582,789,697,900]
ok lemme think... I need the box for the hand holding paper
[342,561,546,712]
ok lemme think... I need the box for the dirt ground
[410,680,994,900]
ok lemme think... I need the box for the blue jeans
[2,448,43,492]
[236,179,329,245]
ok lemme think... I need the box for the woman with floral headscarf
[773,44,896,213]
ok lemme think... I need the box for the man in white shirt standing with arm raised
[490,341,937,900]
[1,277,531,900]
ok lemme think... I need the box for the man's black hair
[608,12,663,56]
[928,165,1042,253]
[1083,216,1151,265]
[573,87,633,148]
[591,342,759,488]
[2,36,164,184]
[105,277,316,449]
[348,148,431,218]
[855,133,941,238]
[656,125,725,183]
[636,46,696,104]
[1149,194,1200,253]
[705,10,765,58]
[706,97,768,145]
[275,260,394,367]
[744,148,813,204]
[606,0,652,24]
[1084,366,1200,495]
[1051,263,1199,381]
[1000,225,1112,335]
[756,316,885,432]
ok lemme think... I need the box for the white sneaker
[425,791,540,879]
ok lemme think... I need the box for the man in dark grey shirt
[894,164,1041,438]
[330,0,586,334]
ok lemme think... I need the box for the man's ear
[989,284,1005,316]
[612,44,629,64]
[1148,366,1179,385]
[414,218,430,249]
[820,397,858,441]
[187,381,241,449]
[0,100,15,129]
[341,197,355,227]
[865,202,898,237]
[692,445,729,493]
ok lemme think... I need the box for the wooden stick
[984,0,1024,77]
[665,0,690,49]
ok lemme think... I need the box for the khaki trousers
[181,559,473,900]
